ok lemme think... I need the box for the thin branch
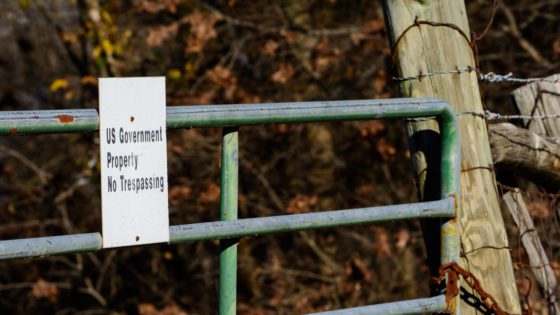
[499,0,553,68]
[201,3,362,37]
[0,144,51,184]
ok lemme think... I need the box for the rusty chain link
[432,262,532,315]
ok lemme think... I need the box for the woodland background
[0,0,559,314]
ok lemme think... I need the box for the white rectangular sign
[99,77,169,248]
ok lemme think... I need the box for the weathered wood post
[512,73,560,138]
[382,1,521,313]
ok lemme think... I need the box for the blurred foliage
[0,0,559,314]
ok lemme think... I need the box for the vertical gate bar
[219,127,239,315]
[440,110,462,314]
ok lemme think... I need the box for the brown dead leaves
[351,18,385,45]
[145,11,220,53]
[31,279,58,303]
[169,185,192,204]
[286,195,318,214]
[376,138,397,159]
[184,12,220,53]
[138,303,188,315]
[146,23,179,47]
[372,227,411,257]
[527,200,551,219]
[345,257,373,283]
[553,38,560,59]
[371,69,388,96]
[312,37,341,74]
[551,260,560,278]
[190,63,260,104]
[395,228,411,250]
[271,63,295,84]
[373,227,392,256]
[261,40,279,56]
[207,65,236,89]
[199,182,220,204]
[360,121,384,138]
[207,65,238,100]
[362,18,385,34]
[134,0,181,14]
[359,120,396,160]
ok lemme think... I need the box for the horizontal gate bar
[307,295,447,315]
[1,98,453,134]
[169,198,454,242]
[165,98,454,128]
[0,109,99,135]
[0,233,102,259]
[0,198,453,260]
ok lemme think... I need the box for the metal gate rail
[0,98,461,314]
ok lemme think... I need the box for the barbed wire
[391,67,477,82]
[497,182,560,200]
[406,110,560,123]
[392,69,560,85]
[481,72,560,84]
[460,110,560,121]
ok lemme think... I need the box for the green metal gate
[0,98,461,314]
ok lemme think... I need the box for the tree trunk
[382,1,521,313]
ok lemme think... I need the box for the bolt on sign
[99,77,169,248]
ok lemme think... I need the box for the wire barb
[404,110,560,122]
[393,70,560,85]
[459,110,560,121]
[392,67,477,82]
[480,72,560,84]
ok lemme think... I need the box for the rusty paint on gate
[54,114,74,123]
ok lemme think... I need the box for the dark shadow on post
[408,128,443,296]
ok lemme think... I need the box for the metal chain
[432,262,531,315]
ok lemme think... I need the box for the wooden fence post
[382,1,521,313]
[512,73,560,138]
